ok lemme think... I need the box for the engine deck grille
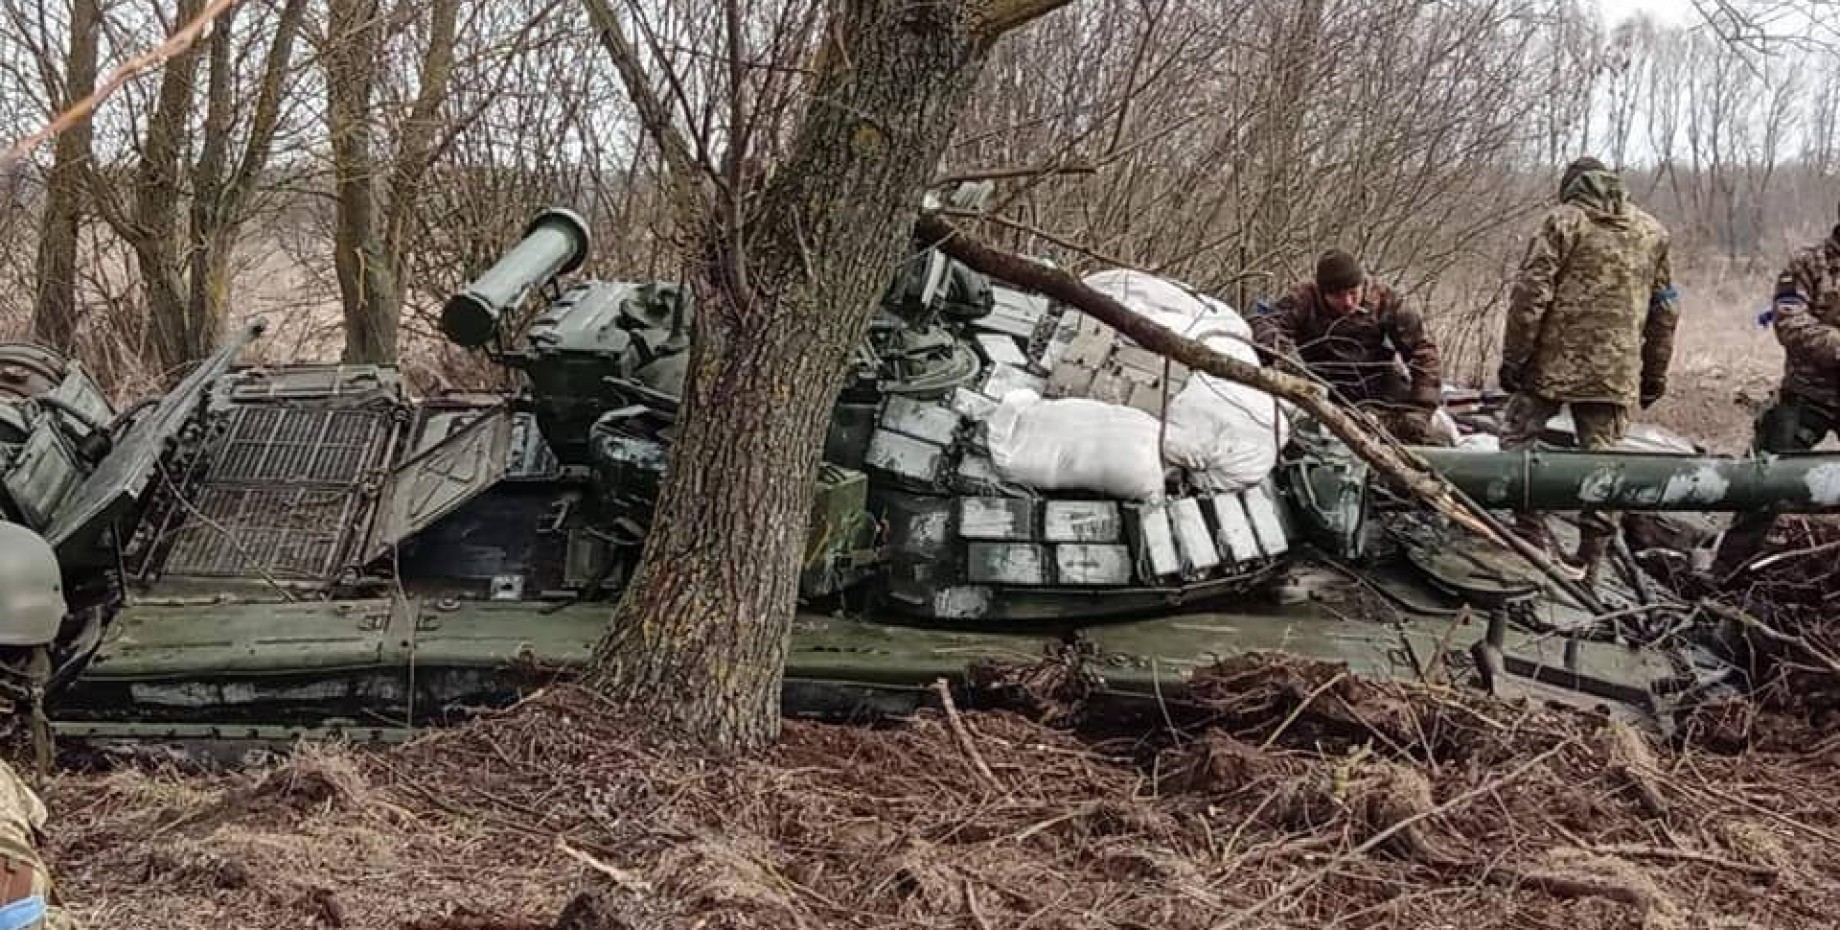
[159,486,365,578]
[211,406,390,484]
[151,405,395,581]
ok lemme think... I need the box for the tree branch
[223,0,307,219]
[974,0,1078,40]
[580,0,707,222]
[0,0,245,172]
[935,162,1097,184]
[940,207,1139,271]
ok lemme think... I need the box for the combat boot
[1570,530,1612,589]
[1511,512,1552,550]
[1511,513,1584,579]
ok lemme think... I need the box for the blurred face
[1323,284,1364,314]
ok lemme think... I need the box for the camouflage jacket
[1770,227,1840,408]
[1251,280,1442,407]
[1502,170,1678,406]
[0,761,74,929]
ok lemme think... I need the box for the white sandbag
[985,389,1165,501]
[1083,268,1216,336]
[1160,312,1290,492]
[1081,266,1288,492]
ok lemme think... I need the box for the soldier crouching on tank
[1711,205,1840,579]
[0,523,80,929]
[1250,250,1452,445]
[1497,157,1679,584]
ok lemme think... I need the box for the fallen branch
[1586,842,1778,879]
[917,214,1604,611]
[1486,866,1655,909]
[1699,599,1840,676]
[964,878,994,930]
[1257,671,1346,751]
[1599,721,1670,820]
[557,838,655,894]
[933,678,1003,792]
[1667,773,1840,848]
[1741,537,1840,574]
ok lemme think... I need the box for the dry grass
[34,657,1840,930]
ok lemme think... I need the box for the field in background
[1644,257,1785,452]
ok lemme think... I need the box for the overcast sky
[1602,0,1701,24]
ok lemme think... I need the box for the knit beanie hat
[1315,250,1364,293]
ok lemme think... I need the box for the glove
[1640,378,1665,409]
[1395,407,1436,443]
[1496,362,1523,394]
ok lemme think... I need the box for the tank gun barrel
[441,208,591,348]
[1416,447,1840,512]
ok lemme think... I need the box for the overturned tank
[4,204,1837,751]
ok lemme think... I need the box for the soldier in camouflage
[1252,250,1451,445]
[1712,205,1840,578]
[0,524,77,930]
[0,761,74,930]
[1498,157,1679,581]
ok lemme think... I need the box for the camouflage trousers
[0,760,76,930]
[1501,392,1629,542]
[1713,392,1839,575]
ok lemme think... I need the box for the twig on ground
[557,837,654,893]
[965,878,994,930]
[1585,842,1778,879]
[1259,672,1347,750]
[933,678,1004,792]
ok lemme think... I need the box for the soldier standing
[1497,157,1679,583]
[0,523,79,930]
[1251,250,1451,445]
[1711,206,1840,578]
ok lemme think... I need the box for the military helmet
[0,522,66,646]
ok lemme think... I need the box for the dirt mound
[37,658,1840,930]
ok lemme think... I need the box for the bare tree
[322,0,460,364]
[580,0,1080,750]
[29,0,98,352]
[48,0,310,375]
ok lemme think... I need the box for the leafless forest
[0,0,1836,448]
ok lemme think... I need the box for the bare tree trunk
[325,0,459,364]
[586,0,995,752]
[325,0,398,363]
[184,3,239,363]
[31,0,99,353]
[137,0,205,373]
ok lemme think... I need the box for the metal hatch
[360,405,515,564]
[47,320,266,562]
